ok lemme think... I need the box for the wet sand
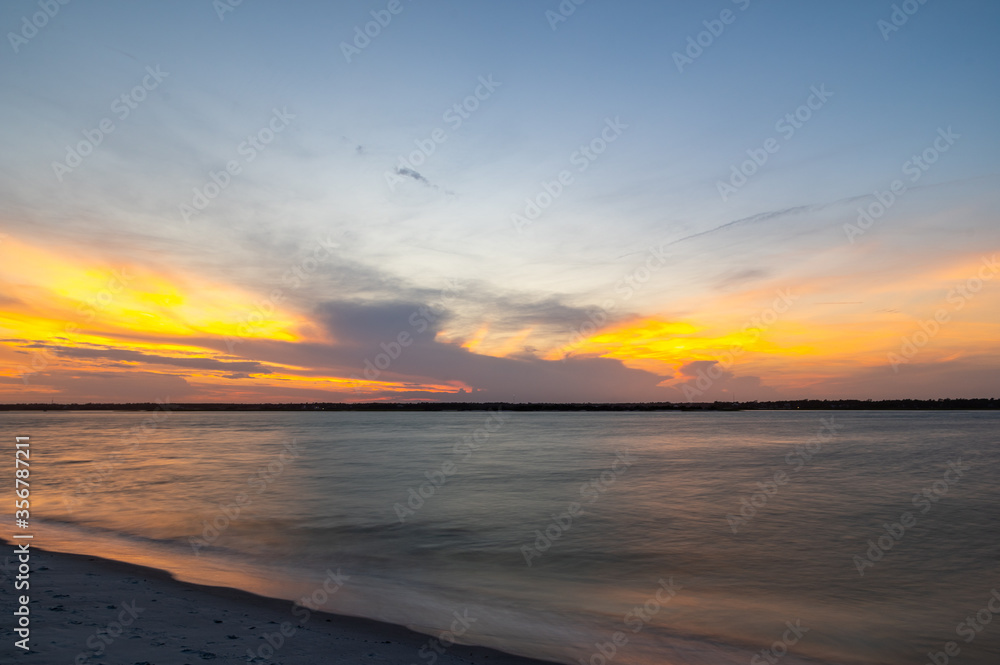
[0,542,559,665]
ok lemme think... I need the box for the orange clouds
[0,237,455,400]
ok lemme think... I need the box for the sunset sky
[1,0,998,403]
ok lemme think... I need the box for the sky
[0,0,998,403]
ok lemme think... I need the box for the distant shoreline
[1,399,997,411]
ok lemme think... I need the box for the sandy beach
[0,541,558,665]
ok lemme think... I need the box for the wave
[26,519,852,665]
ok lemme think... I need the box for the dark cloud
[218,299,675,402]
[314,285,623,346]
[480,294,611,333]
[19,370,193,402]
[678,360,723,379]
[28,344,272,374]
[395,167,431,186]
[390,168,457,196]
[672,360,776,402]
[317,300,443,346]
[798,355,1000,400]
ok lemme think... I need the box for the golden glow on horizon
[455,325,536,359]
[2,236,998,401]
[0,238,479,399]
[490,326,535,357]
[543,317,765,369]
[461,325,490,353]
[262,372,466,396]
[0,237,306,344]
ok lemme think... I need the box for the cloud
[395,167,431,187]
[313,285,635,351]
[27,344,272,374]
[317,300,442,346]
[390,167,457,196]
[18,370,194,402]
[713,268,771,290]
[221,299,676,402]
[671,360,777,402]
[794,355,1000,400]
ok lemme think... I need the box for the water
[4,409,999,665]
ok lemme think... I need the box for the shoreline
[0,540,562,665]
[1,398,998,411]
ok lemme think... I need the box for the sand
[0,542,559,665]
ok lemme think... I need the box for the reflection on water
[6,409,999,665]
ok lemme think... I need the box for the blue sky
[1,0,998,402]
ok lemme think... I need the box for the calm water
[3,410,999,665]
